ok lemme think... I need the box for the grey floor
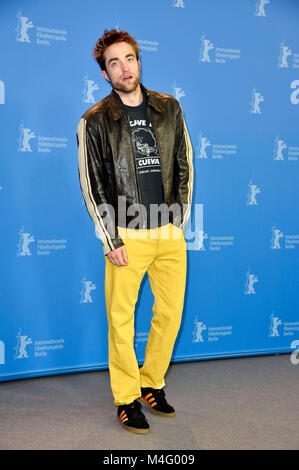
[0,354,298,450]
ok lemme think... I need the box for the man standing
[77,29,193,434]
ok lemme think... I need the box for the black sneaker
[117,400,150,434]
[140,387,176,417]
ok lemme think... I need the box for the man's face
[102,41,140,94]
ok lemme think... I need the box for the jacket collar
[108,83,166,120]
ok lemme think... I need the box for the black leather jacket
[77,83,193,255]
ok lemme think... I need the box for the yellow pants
[104,223,187,406]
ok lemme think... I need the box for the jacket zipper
[147,107,166,203]
[125,113,145,227]
[151,121,166,227]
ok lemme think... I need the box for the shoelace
[121,400,143,419]
[150,388,168,405]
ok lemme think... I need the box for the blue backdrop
[1,0,299,381]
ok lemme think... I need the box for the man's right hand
[106,245,128,266]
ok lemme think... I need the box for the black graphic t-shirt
[123,93,165,228]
